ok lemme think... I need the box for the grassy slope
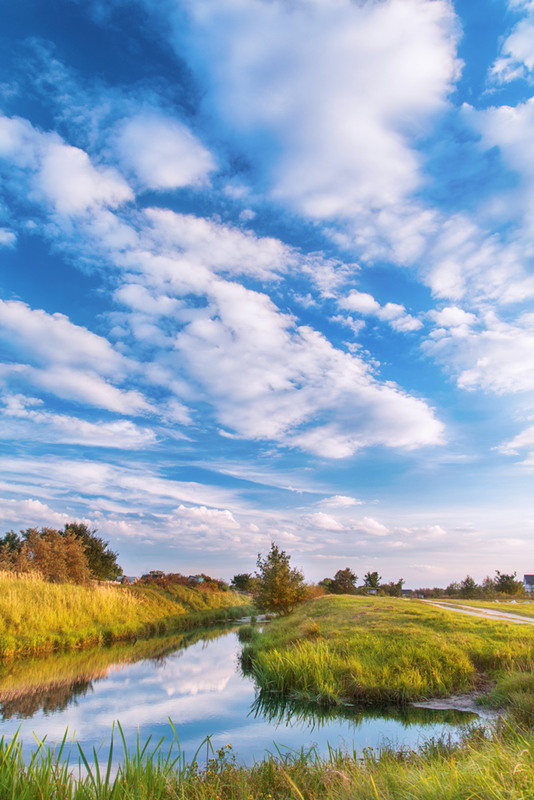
[243,595,534,704]
[0,572,249,658]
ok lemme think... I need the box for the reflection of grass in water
[0,624,240,720]
[250,689,479,732]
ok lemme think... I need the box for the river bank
[241,595,534,705]
[3,594,534,797]
[0,572,250,658]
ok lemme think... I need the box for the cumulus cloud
[0,115,133,215]
[426,310,534,394]
[0,497,72,527]
[305,511,345,531]
[114,111,216,191]
[176,0,460,220]
[340,290,422,332]
[491,0,534,83]
[174,279,444,456]
[0,300,154,414]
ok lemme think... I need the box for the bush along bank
[240,595,534,706]
[0,571,251,659]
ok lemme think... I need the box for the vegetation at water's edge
[241,595,534,705]
[0,571,250,659]
[4,719,534,799]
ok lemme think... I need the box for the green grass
[3,721,534,799]
[0,572,250,658]
[242,595,534,705]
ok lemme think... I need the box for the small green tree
[381,578,405,597]
[363,571,381,589]
[64,522,123,580]
[494,570,522,595]
[460,575,477,598]
[329,567,358,594]
[231,573,256,592]
[254,543,307,615]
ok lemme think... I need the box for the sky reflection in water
[0,628,479,765]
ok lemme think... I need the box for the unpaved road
[425,601,534,626]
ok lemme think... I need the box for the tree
[363,571,381,589]
[329,568,358,595]
[460,575,477,598]
[381,578,405,597]
[494,570,522,595]
[17,528,91,584]
[254,542,307,615]
[64,522,123,580]
[231,573,257,592]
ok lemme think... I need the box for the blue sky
[1,0,533,585]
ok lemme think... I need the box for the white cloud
[0,300,152,414]
[355,517,390,537]
[305,511,345,531]
[0,395,157,449]
[0,299,126,374]
[36,141,133,214]
[491,1,534,83]
[143,207,295,281]
[0,455,240,513]
[174,280,444,456]
[0,228,16,247]
[176,0,460,221]
[0,114,133,216]
[340,290,422,332]
[497,424,534,463]
[115,111,216,191]
[318,495,363,508]
[0,497,72,528]
[426,310,534,394]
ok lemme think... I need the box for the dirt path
[425,600,534,626]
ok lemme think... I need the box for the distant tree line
[314,567,525,598]
[317,568,405,597]
[0,522,122,584]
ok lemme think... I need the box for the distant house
[120,575,138,585]
[401,589,413,597]
[524,575,534,593]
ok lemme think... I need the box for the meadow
[241,595,534,705]
[2,595,534,797]
[0,572,249,658]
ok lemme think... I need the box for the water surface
[0,626,480,766]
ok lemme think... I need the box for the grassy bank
[3,721,534,799]
[0,572,250,658]
[242,595,534,705]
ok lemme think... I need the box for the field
[0,572,250,658]
[242,595,534,705]
[3,594,534,798]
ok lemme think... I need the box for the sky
[0,0,533,586]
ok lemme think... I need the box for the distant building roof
[524,574,534,585]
